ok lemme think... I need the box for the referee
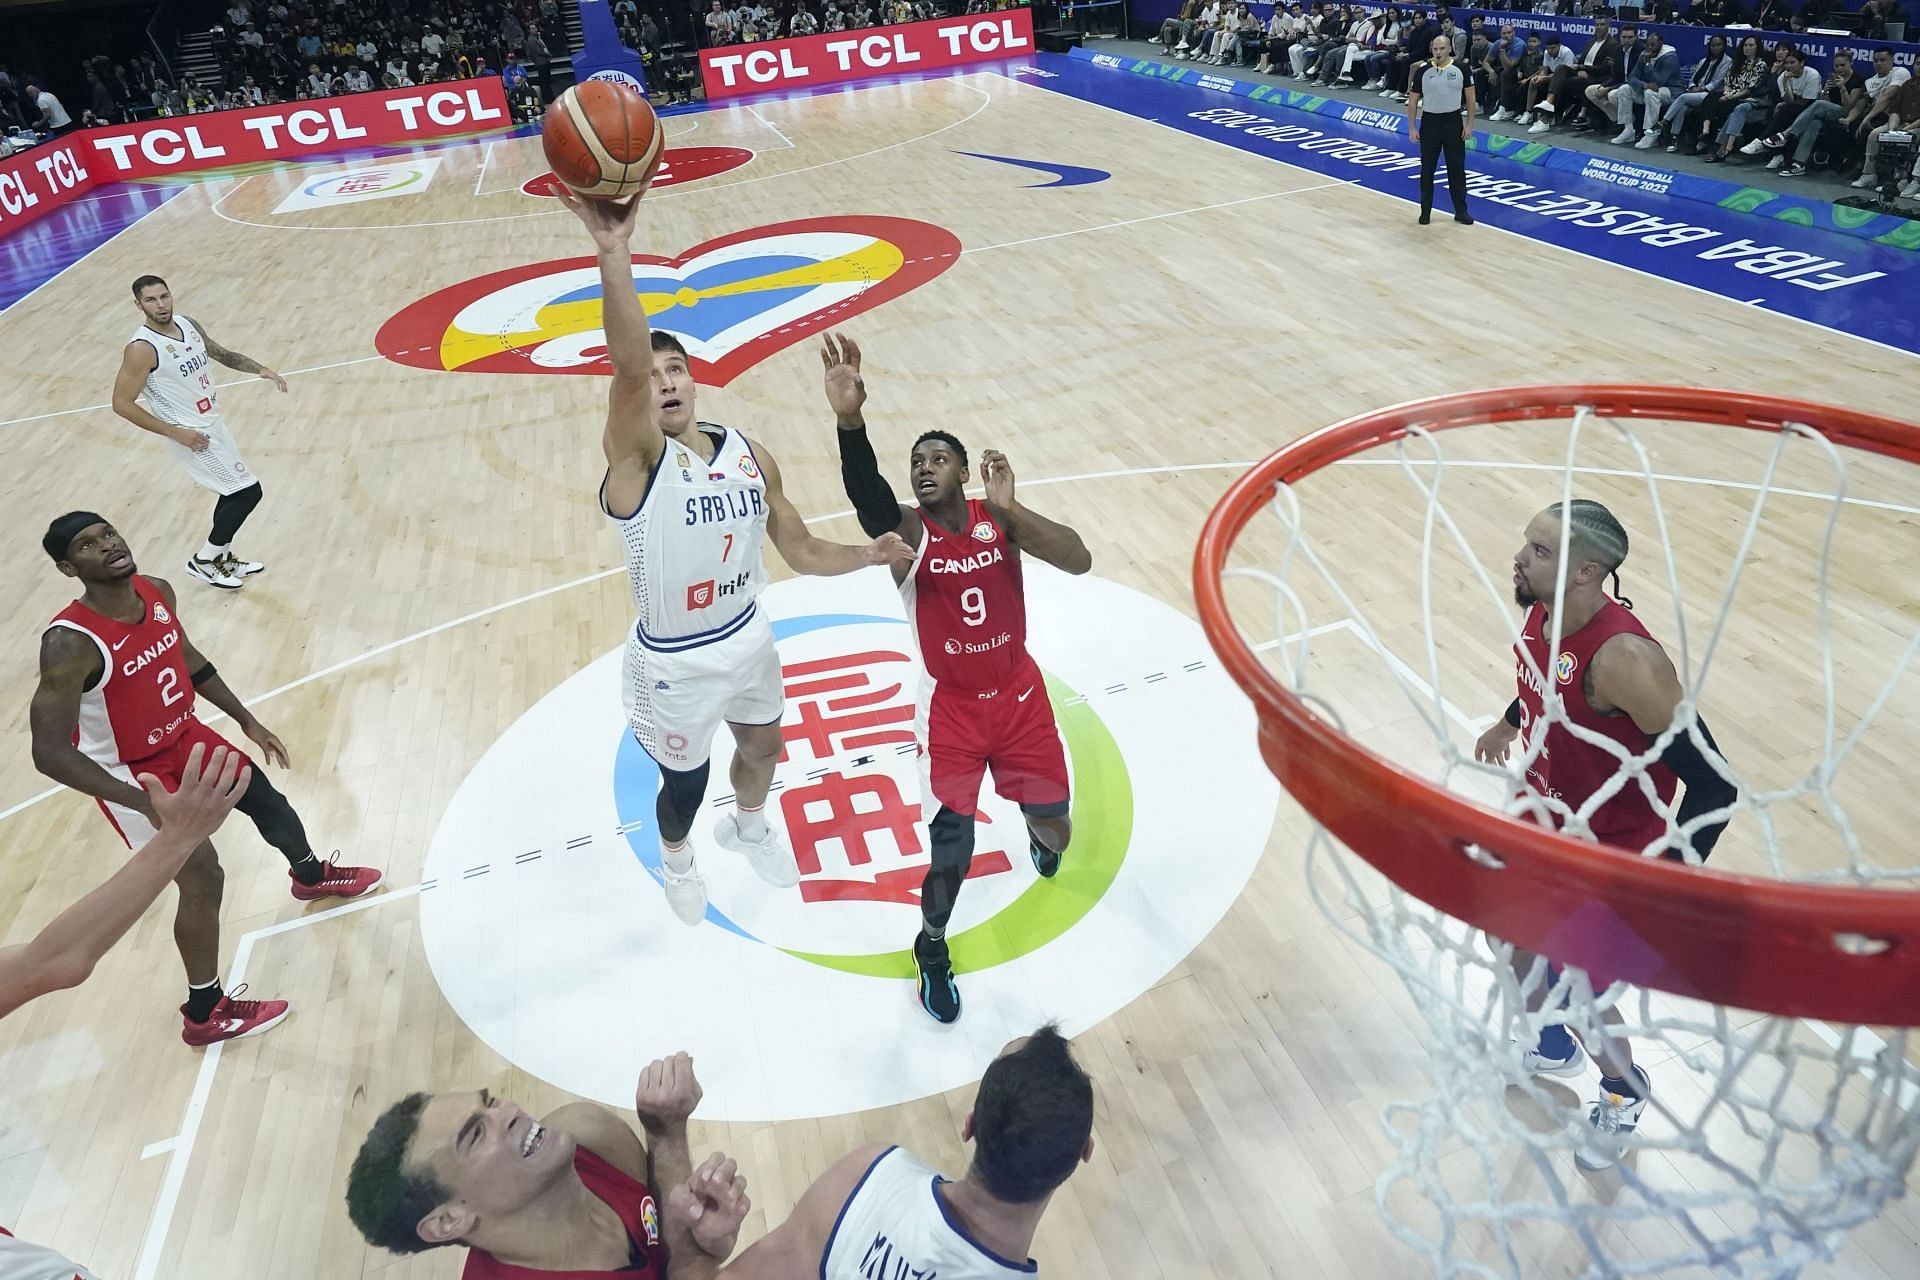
[1407,35,1476,226]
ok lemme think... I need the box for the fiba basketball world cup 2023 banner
[700,9,1035,100]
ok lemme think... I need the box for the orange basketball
[541,80,664,200]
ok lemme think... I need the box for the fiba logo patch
[738,454,760,480]
[971,521,997,543]
[943,638,963,655]
[639,1195,659,1245]
[148,727,164,746]
[153,602,171,624]
[1555,651,1578,684]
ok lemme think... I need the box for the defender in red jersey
[1473,499,1737,1171]
[825,335,1093,1024]
[346,1051,736,1276]
[31,513,382,1048]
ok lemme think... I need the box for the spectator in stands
[1859,0,1906,40]
[1320,7,1380,85]
[1578,23,1643,133]
[523,25,552,93]
[1706,40,1785,161]
[1650,31,1729,150]
[28,81,73,134]
[1526,16,1611,131]
[791,2,820,35]
[343,63,371,91]
[1485,23,1526,120]
[1739,46,1823,156]
[1292,4,1344,78]
[1766,48,1863,174]
[1854,65,1920,187]
[1518,33,1575,126]
[1754,0,1793,28]
[1612,30,1681,145]
[1158,0,1200,53]
[87,69,119,122]
[228,0,251,26]
[706,0,736,40]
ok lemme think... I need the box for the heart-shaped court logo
[375,216,961,386]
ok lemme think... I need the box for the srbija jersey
[902,500,1029,691]
[823,1147,1037,1278]
[46,575,197,768]
[129,317,223,430]
[602,424,769,650]
[1515,600,1678,846]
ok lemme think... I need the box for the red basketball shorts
[917,659,1070,820]
[97,718,250,850]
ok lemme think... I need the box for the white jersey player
[659,1025,1096,1279]
[557,189,909,928]
[110,275,287,591]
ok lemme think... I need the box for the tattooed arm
[189,317,288,392]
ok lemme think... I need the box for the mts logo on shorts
[687,571,751,611]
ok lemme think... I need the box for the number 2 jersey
[46,574,198,769]
[901,499,1030,692]
[603,423,770,650]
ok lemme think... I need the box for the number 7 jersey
[901,500,1029,692]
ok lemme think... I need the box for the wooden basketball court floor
[1,65,1918,1279]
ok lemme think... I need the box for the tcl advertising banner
[701,10,1035,101]
[0,77,509,238]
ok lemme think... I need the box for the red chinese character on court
[780,769,1012,906]
[779,650,917,764]
[335,173,390,194]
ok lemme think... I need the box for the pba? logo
[1555,651,1578,684]
[375,217,961,387]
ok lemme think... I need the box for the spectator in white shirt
[227,2,251,26]
[356,38,378,63]
[385,56,410,83]
[30,82,73,131]
[344,65,371,91]
[791,3,820,35]
[705,0,735,43]
[240,24,265,49]
[422,28,444,58]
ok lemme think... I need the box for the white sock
[736,803,767,841]
[198,541,227,561]
[661,838,693,874]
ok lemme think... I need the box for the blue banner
[1072,45,1920,252]
[571,0,650,95]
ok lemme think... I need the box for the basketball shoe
[913,932,961,1024]
[185,555,243,589]
[713,812,799,888]
[1029,829,1061,879]
[180,983,290,1047]
[219,551,265,577]
[660,843,708,926]
[1516,1035,1588,1077]
[289,856,384,902]
[1576,1065,1652,1171]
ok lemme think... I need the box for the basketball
[541,80,664,201]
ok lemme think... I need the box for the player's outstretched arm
[821,334,918,544]
[557,188,665,514]
[0,743,248,1019]
[151,577,292,768]
[30,629,154,815]
[662,1144,891,1279]
[758,440,914,577]
[190,317,288,391]
[111,342,207,448]
[1591,634,1739,861]
[980,450,1092,575]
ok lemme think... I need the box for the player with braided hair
[1473,499,1738,1170]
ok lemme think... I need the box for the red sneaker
[289,857,383,902]
[180,984,290,1047]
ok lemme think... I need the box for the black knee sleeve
[919,806,976,934]
[232,764,312,864]
[655,761,711,844]
[210,482,264,545]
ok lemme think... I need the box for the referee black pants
[1419,110,1469,217]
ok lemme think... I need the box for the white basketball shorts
[623,606,784,771]
[163,415,257,496]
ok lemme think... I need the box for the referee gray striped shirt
[1411,60,1467,114]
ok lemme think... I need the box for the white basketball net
[1225,403,1920,1279]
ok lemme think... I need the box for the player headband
[42,511,111,563]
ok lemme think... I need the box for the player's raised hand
[862,531,914,568]
[139,743,250,844]
[633,1050,703,1135]
[820,333,867,421]
[666,1151,751,1259]
[981,449,1016,509]
[555,187,642,253]
[243,720,292,769]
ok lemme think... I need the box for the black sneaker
[913,933,960,1024]
[1030,830,1061,879]
[1780,161,1807,178]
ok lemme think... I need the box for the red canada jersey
[1514,600,1678,846]
[461,1145,665,1280]
[902,500,1030,692]
[46,575,197,769]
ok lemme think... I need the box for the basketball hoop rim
[1194,384,1920,1027]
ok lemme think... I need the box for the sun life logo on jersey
[1556,651,1578,684]
[373,217,961,386]
[971,520,997,543]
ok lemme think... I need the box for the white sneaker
[1535,100,1556,116]
[1528,119,1551,135]
[219,551,265,576]
[1517,111,1534,126]
[1902,180,1920,199]
[1634,133,1659,149]
[1851,173,1878,189]
[714,811,799,888]
[1739,137,1767,156]
[1766,154,1784,169]
[1575,1066,1652,1171]
[659,845,709,926]
[185,556,244,589]
[1489,107,1510,121]
[1175,39,1189,49]
[1517,1037,1589,1078]
[1612,127,1636,144]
